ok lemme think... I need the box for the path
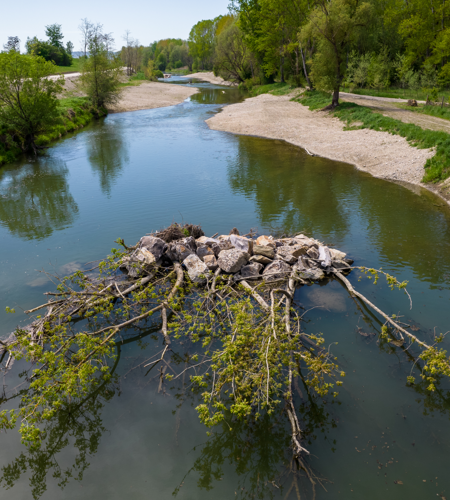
[340,92,450,133]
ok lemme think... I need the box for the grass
[398,102,450,123]
[297,90,450,183]
[250,82,295,97]
[0,96,103,166]
[49,58,82,74]
[340,86,450,102]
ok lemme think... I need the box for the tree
[79,18,94,58]
[3,36,20,52]
[214,20,253,82]
[0,52,63,155]
[66,40,74,56]
[188,19,217,69]
[300,0,372,108]
[45,24,64,48]
[79,28,122,109]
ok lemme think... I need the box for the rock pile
[120,230,353,284]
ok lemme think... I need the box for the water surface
[0,77,449,499]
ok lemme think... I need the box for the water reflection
[0,160,78,240]
[86,122,129,196]
[227,137,351,238]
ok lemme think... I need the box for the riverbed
[0,77,449,499]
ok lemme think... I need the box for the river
[0,77,449,499]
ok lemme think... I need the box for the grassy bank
[340,86,448,102]
[297,91,450,183]
[0,97,104,166]
[249,82,294,96]
[49,58,82,74]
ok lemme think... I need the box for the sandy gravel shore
[184,72,237,87]
[206,93,447,201]
[108,82,198,113]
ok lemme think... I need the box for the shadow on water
[0,159,78,241]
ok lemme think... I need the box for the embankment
[206,93,448,203]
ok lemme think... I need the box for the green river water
[0,77,449,499]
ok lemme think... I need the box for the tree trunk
[299,43,310,88]
[280,56,285,83]
[331,88,339,108]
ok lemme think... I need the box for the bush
[154,70,164,78]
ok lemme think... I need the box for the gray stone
[217,249,250,273]
[293,234,320,248]
[183,254,209,284]
[306,247,319,259]
[211,239,234,257]
[139,236,168,260]
[121,248,158,278]
[250,254,273,265]
[275,245,308,264]
[230,234,253,254]
[318,246,332,267]
[253,244,275,259]
[167,237,197,262]
[255,235,276,248]
[240,262,263,278]
[293,259,325,281]
[197,245,215,261]
[196,236,217,246]
[329,248,347,260]
[262,260,292,281]
[204,254,218,270]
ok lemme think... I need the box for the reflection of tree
[173,378,336,500]
[190,87,244,105]
[86,123,129,196]
[354,181,450,282]
[0,159,78,240]
[227,137,350,237]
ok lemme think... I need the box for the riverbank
[108,81,199,113]
[183,72,237,87]
[206,92,450,204]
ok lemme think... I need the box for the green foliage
[0,52,63,156]
[79,35,122,109]
[249,82,293,96]
[188,19,218,70]
[26,25,73,67]
[298,90,450,182]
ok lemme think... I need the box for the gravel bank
[108,82,198,113]
[206,93,447,202]
[183,72,237,87]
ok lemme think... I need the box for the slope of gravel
[183,72,236,87]
[207,92,437,193]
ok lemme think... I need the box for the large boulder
[139,236,168,260]
[253,244,275,259]
[262,260,292,281]
[256,235,276,248]
[197,245,215,261]
[240,262,263,279]
[211,239,234,257]
[204,254,219,271]
[230,234,253,254]
[250,254,273,265]
[167,237,197,262]
[217,249,250,273]
[121,248,158,278]
[293,258,325,281]
[306,247,319,259]
[196,236,217,246]
[276,244,308,264]
[318,246,332,267]
[329,248,347,260]
[292,234,320,248]
[183,254,209,284]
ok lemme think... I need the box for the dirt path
[340,92,450,133]
[206,92,450,201]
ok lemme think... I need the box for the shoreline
[183,72,237,87]
[108,81,199,113]
[206,92,450,206]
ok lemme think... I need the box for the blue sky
[2,0,230,52]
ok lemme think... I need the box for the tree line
[185,0,450,107]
